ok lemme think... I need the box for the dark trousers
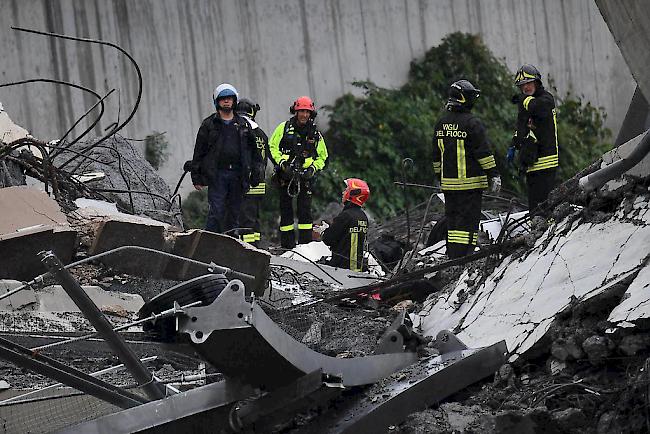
[279,180,312,249]
[527,168,556,216]
[206,169,243,234]
[444,190,482,259]
[240,194,262,246]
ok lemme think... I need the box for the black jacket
[433,109,498,191]
[190,113,260,190]
[322,202,368,272]
[513,87,559,172]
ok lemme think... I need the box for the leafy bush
[144,131,169,170]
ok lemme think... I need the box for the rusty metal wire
[10,27,143,172]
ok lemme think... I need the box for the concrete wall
[0,0,635,196]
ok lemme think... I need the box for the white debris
[415,197,650,362]
[280,241,385,277]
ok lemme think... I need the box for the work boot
[298,228,312,244]
[281,231,296,250]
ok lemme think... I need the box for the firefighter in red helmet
[318,178,370,271]
[269,96,329,249]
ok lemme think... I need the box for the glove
[183,160,193,172]
[511,94,524,105]
[250,168,262,187]
[313,221,329,235]
[506,146,516,163]
[489,176,502,193]
[301,165,316,180]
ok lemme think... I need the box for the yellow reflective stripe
[280,224,294,232]
[472,233,478,245]
[527,160,559,172]
[523,96,535,111]
[523,71,537,79]
[457,139,466,178]
[254,232,261,241]
[432,161,441,175]
[298,223,313,230]
[242,234,256,243]
[448,230,471,244]
[437,139,445,177]
[441,175,488,190]
[247,185,266,195]
[350,232,360,271]
[553,108,559,160]
[478,155,496,170]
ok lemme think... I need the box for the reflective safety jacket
[241,115,268,196]
[268,118,328,171]
[432,110,498,191]
[322,202,368,272]
[514,87,559,173]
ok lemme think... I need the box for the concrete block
[164,230,270,296]
[0,227,77,281]
[89,220,166,277]
[0,186,69,235]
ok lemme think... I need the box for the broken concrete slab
[0,280,143,314]
[0,280,37,311]
[0,186,69,234]
[602,130,650,191]
[89,220,167,277]
[0,102,29,144]
[608,262,650,325]
[0,226,77,281]
[414,196,650,362]
[164,230,269,296]
[74,198,172,228]
[36,285,144,314]
[271,255,379,290]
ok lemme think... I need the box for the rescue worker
[433,79,501,259]
[508,64,559,214]
[318,178,370,271]
[269,96,328,249]
[234,98,268,246]
[189,83,261,234]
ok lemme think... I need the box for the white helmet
[213,83,238,108]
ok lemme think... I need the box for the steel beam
[57,379,255,433]
[0,337,145,409]
[313,340,507,433]
[39,250,167,400]
[177,280,418,389]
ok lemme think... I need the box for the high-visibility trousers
[444,190,482,259]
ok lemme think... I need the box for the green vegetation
[183,32,612,231]
[144,131,169,170]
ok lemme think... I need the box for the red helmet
[291,96,315,112]
[343,178,370,206]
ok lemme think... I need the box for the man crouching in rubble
[433,80,501,259]
[314,178,370,272]
[189,83,261,234]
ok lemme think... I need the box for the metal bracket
[178,279,253,344]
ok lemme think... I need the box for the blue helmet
[213,83,238,108]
